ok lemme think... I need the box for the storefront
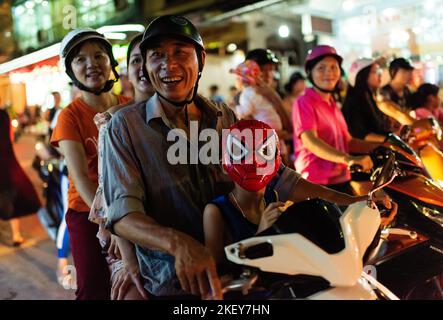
[332,0,443,85]
[0,42,130,115]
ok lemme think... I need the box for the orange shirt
[50,95,131,212]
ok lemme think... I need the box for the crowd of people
[2,13,442,300]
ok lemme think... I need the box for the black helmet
[245,48,279,66]
[389,57,414,78]
[140,15,204,55]
[139,15,205,110]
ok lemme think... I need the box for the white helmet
[59,28,119,95]
[348,58,375,87]
[60,28,113,69]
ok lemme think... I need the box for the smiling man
[101,15,237,300]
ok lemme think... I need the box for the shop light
[342,0,354,11]
[227,43,237,53]
[25,1,35,9]
[278,25,290,38]
[382,8,396,18]
[233,50,245,65]
[11,119,19,128]
[103,32,127,40]
[0,42,60,75]
[97,24,145,34]
[42,0,48,7]
[15,6,25,15]
[425,0,435,11]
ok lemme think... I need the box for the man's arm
[376,99,415,125]
[102,115,221,299]
[114,212,222,299]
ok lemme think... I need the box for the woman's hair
[352,65,373,94]
[407,83,439,110]
[284,72,305,94]
[127,33,143,67]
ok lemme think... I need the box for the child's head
[408,83,440,110]
[229,60,262,86]
[222,120,281,192]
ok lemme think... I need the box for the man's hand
[173,235,222,300]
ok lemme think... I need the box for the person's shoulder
[62,98,82,112]
[109,100,146,129]
[198,94,237,121]
[112,100,146,119]
[57,99,83,120]
[379,84,391,94]
[118,95,132,104]
[294,90,314,109]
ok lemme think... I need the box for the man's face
[394,68,413,86]
[261,63,277,86]
[145,38,205,102]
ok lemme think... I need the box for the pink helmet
[230,60,261,85]
[305,45,343,71]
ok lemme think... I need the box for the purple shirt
[292,88,351,185]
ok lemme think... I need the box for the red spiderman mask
[222,120,282,192]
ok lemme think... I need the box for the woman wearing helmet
[292,45,377,194]
[50,28,131,299]
[342,58,391,143]
[89,33,154,300]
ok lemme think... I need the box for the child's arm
[203,204,227,264]
[257,202,285,234]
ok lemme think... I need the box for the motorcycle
[32,138,68,241]
[221,154,400,300]
[401,117,443,187]
[351,133,443,246]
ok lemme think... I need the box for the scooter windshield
[258,199,345,254]
[386,134,418,158]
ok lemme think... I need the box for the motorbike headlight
[411,201,443,226]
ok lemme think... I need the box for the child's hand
[257,201,285,234]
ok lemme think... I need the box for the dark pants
[66,209,111,300]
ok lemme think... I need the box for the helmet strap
[307,73,336,94]
[67,62,120,96]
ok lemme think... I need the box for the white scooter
[222,154,400,300]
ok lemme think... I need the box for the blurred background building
[0,0,442,114]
